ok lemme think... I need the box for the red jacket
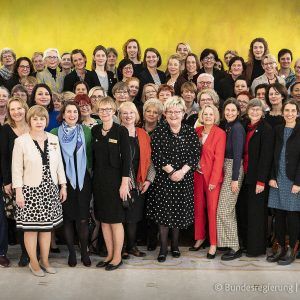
[196,125,226,186]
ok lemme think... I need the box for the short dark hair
[254,83,268,96]
[200,48,219,61]
[30,83,54,112]
[282,99,299,114]
[290,81,300,93]
[71,49,87,63]
[143,48,162,68]
[228,56,246,71]
[73,80,89,93]
[265,82,288,108]
[278,49,293,62]
[57,100,81,124]
[235,75,248,86]
[13,57,34,77]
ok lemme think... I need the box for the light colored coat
[36,68,65,93]
[12,132,67,188]
[251,74,286,94]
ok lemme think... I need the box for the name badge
[109,138,118,144]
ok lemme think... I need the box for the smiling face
[279,53,292,70]
[291,83,300,102]
[165,105,184,127]
[75,83,88,95]
[283,103,298,125]
[181,89,196,104]
[122,64,134,79]
[107,52,117,66]
[9,100,26,123]
[72,53,86,71]
[252,42,265,60]
[201,53,216,70]
[237,94,250,114]
[63,104,79,126]
[145,51,159,69]
[30,115,47,132]
[98,104,114,122]
[262,57,276,75]
[120,107,136,127]
[177,44,189,60]
[114,89,130,103]
[186,56,197,74]
[128,79,139,98]
[248,106,263,123]
[224,53,235,67]
[1,52,15,67]
[234,79,248,95]
[32,54,44,72]
[45,50,59,69]
[294,61,300,78]
[224,103,239,123]
[167,58,180,76]
[144,105,160,124]
[18,60,31,77]
[61,53,72,70]
[158,90,172,104]
[144,85,157,101]
[202,106,216,126]
[79,101,92,118]
[199,93,213,109]
[90,89,105,108]
[94,49,107,67]
[197,75,213,91]
[268,87,283,106]
[35,87,51,107]
[127,41,138,60]
[0,88,9,107]
[230,60,243,77]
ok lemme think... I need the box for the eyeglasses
[198,81,212,86]
[115,91,128,95]
[121,112,135,116]
[123,66,133,71]
[62,58,71,61]
[91,95,104,100]
[203,56,215,62]
[200,98,213,102]
[79,103,90,108]
[165,110,183,115]
[145,90,156,94]
[19,65,30,69]
[46,56,58,60]
[99,108,113,113]
[264,62,276,66]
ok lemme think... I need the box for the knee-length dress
[268,127,300,211]
[92,123,131,224]
[16,140,63,231]
[147,122,200,229]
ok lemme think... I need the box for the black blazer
[91,123,131,177]
[91,70,117,97]
[216,74,235,109]
[63,69,97,92]
[244,119,274,184]
[271,122,300,185]
[138,68,166,87]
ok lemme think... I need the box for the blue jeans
[0,188,8,256]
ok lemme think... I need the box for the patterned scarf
[58,122,86,190]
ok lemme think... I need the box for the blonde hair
[167,53,182,65]
[141,83,159,103]
[61,91,76,102]
[6,97,29,128]
[196,104,220,127]
[164,96,186,113]
[88,86,106,98]
[26,105,49,127]
[96,96,117,113]
[197,89,220,107]
[143,98,164,116]
[119,101,140,125]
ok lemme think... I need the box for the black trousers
[0,188,8,256]
[237,182,267,256]
[275,209,300,248]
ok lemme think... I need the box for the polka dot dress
[147,122,200,229]
[16,140,63,231]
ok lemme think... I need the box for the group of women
[0,36,300,276]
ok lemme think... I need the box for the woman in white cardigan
[12,105,67,277]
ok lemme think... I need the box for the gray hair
[164,96,186,113]
[197,73,214,83]
[0,48,16,62]
[43,48,61,61]
[246,98,265,116]
[143,98,164,116]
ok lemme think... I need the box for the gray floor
[1,246,299,300]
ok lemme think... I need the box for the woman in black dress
[51,101,92,267]
[147,96,200,262]
[92,97,131,271]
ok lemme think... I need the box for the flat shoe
[128,247,146,257]
[157,252,167,263]
[81,256,91,267]
[96,260,111,268]
[40,262,57,274]
[29,263,45,277]
[207,252,216,259]
[18,254,30,267]
[68,254,77,267]
[105,261,123,271]
[171,249,181,258]
[221,249,242,261]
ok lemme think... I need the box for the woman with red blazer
[191,104,226,259]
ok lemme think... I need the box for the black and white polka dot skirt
[16,164,63,232]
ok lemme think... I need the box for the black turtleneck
[48,67,57,80]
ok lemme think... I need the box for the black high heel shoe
[189,240,206,251]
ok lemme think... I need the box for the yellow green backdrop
[1,0,300,67]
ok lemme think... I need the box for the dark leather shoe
[81,255,91,267]
[105,261,123,271]
[128,247,146,257]
[122,252,130,259]
[267,245,285,263]
[171,249,181,258]
[189,240,206,251]
[277,246,296,265]
[0,255,10,268]
[157,251,168,263]
[147,245,157,251]
[96,260,111,268]
[221,249,242,261]
[18,253,29,267]
[207,252,216,259]
[68,254,77,267]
